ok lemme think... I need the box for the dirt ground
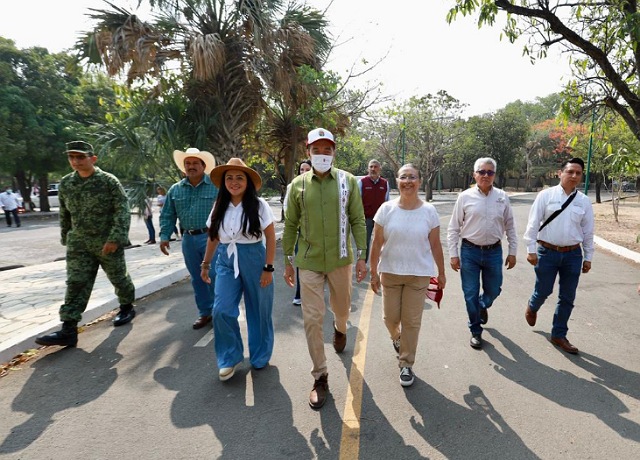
[593,196,640,252]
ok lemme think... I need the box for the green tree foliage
[0,39,113,210]
[79,0,332,162]
[364,91,465,199]
[448,1,640,143]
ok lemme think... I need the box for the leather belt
[537,240,581,253]
[462,238,501,250]
[181,227,208,236]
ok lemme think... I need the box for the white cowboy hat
[173,147,217,174]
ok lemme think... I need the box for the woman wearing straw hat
[201,158,276,381]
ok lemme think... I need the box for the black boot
[113,304,136,326]
[35,321,78,347]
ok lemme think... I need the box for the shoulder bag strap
[538,191,578,232]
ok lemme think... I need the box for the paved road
[0,195,639,458]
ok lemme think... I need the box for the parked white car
[31,184,60,209]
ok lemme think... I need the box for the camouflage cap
[65,141,94,156]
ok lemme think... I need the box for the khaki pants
[299,264,352,379]
[381,272,429,368]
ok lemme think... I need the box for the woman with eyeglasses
[446,157,518,350]
[368,164,446,387]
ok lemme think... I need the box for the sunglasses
[476,170,496,177]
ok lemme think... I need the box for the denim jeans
[144,216,155,241]
[528,245,582,339]
[213,242,274,369]
[460,242,503,335]
[181,233,215,318]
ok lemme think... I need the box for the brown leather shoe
[550,336,579,354]
[309,374,329,409]
[333,324,347,353]
[193,315,212,330]
[525,305,537,327]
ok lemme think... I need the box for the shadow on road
[0,326,129,453]
[486,328,640,443]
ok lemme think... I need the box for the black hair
[561,157,585,171]
[298,160,311,174]
[208,171,262,241]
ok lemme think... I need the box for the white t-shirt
[373,199,441,276]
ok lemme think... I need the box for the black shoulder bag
[538,191,577,232]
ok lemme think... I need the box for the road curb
[0,266,188,365]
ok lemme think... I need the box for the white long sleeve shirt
[523,185,594,261]
[447,186,518,257]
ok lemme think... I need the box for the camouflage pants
[60,241,135,323]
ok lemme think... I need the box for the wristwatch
[357,249,366,260]
[263,264,275,272]
[286,255,295,266]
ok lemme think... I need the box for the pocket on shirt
[570,207,585,223]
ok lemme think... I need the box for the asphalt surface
[0,194,639,459]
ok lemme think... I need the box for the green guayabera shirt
[59,167,131,247]
[283,167,367,272]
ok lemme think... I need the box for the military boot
[35,321,78,347]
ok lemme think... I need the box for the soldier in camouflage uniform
[35,141,136,347]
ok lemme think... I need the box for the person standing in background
[359,159,389,263]
[143,196,156,244]
[0,186,21,228]
[284,159,312,306]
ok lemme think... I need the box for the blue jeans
[528,245,582,339]
[144,216,155,241]
[181,233,215,318]
[213,242,274,369]
[460,242,503,335]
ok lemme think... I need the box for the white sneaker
[292,298,302,306]
[219,364,237,381]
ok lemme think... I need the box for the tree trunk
[38,174,51,212]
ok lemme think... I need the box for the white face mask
[311,154,333,173]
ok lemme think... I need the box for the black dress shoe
[480,308,488,325]
[113,305,136,326]
[470,334,482,349]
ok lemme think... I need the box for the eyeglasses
[398,175,419,181]
[476,170,496,177]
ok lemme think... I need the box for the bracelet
[263,264,275,272]
[200,261,211,269]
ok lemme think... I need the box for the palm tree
[77,0,332,162]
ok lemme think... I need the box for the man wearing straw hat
[160,147,218,329]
